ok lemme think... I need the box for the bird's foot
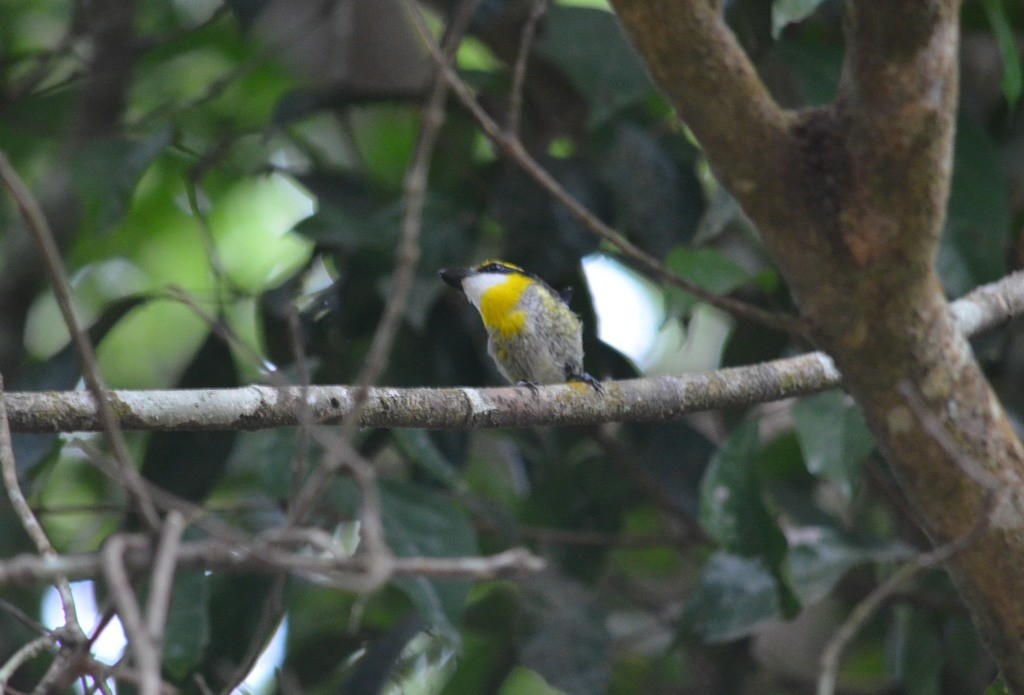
[515,379,541,394]
[568,372,604,394]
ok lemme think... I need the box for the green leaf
[787,526,913,604]
[70,128,172,235]
[776,36,843,106]
[533,6,657,126]
[349,104,420,186]
[441,585,518,695]
[985,679,1011,695]
[667,247,752,296]
[139,331,239,506]
[699,422,796,616]
[15,296,148,479]
[383,481,477,644]
[665,245,754,314]
[772,0,828,38]
[391,429,464,489]
[682,551,780,643]
[206,172,316,293]
[340,614,425,694]
[792,391,874,501]
[699,421,783,559]
[943,116,1010,294]
[224,427,304,503]
[162,570,210,679]
[198,574,281,691]
[629,420,716,519]
[773,484,913,603]
[889,606,943,695]
[983,0,1023,107]
[498,666,570,695]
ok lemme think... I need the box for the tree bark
[609,0,1024,688]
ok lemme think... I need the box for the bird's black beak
[439,267,471,291]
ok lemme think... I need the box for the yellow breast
[479,274,531,337]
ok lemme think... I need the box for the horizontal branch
[6,272,1023,433]
[0,538,546,587]
[8,355,841,432]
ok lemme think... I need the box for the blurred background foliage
[0,0,1022,693]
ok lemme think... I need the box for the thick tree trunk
[609,0,1024,688]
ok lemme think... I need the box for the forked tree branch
[608,0,1024,689]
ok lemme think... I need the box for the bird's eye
[480,262,506,273]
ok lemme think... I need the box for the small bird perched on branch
[440,260,603,392]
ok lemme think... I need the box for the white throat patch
[460,272,511,311]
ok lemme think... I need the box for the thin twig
[84,660,173,695]
[0,149,160,529]
[401,2,807,338]
[345,441,392,586]
[817,516,989,695]
[71,439,250,547]
[285,0,482,537]
[102,535,163,695]
[347,0,481,417]
[183,176,236,302]
[163,286,275,381]
[0,597,52,636]
[594,423,707,542]
[506,0,550,137]
[8,25,79,101]
[0,374,85,642]
[0,635,55,688]
[144,511,185,689]
[818,381,1004,695]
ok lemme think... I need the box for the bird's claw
[515,380,541,394]
[568,372,604,394]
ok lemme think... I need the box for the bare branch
[818,502,990,695]
[144,512,185,684]
[99,526,183,695]
[4,352,839,432]
[0,539,546,588]
[0,636,55,689]
[102,536,158,695]
[0,373,87,672]
[950,270,1024,335]
[506,0,550,137]
[4,270,1023,434]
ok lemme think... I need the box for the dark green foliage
[0,1,1018,694]
[139,330,239,505]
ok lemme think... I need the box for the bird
[440,260,603,392]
